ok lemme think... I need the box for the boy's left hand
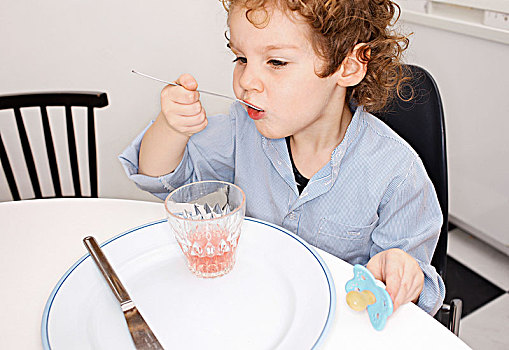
[366,248,424,312]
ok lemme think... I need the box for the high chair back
[0,92,108,200]
[375,64,462,335]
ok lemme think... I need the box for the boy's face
[229,5,347,139]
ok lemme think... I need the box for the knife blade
[83,236,164,349]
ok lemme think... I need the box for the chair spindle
[14,107,42,199]
[87,107,97,198]
[65,105,81,197]
[0,133,21,200]
[40,106,62,198]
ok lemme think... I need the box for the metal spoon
[131,70,263,111]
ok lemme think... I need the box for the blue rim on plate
[41,217,336,349]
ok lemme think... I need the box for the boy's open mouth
[242,100,263,112]
[247,105,265,120]
[244,101,265,120]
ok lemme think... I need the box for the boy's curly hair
[221,0,410,113]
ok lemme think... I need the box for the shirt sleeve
[118,112,236,201]
[370,157,446,315]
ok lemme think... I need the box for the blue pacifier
[345,264,393,331]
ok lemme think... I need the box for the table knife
[83,236,164,350]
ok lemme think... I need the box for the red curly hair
[221,0,410,113]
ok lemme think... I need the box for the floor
[446,226,509,349]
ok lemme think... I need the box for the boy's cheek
[232,72,243,96]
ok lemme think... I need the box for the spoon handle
[131,70,262,111]
[132,70,234,101]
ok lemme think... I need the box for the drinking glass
[165,181,246,278]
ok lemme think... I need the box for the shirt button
[288,212,296,220]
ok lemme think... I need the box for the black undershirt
[285,137,309,194]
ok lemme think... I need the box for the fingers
[177,73,198,91]
[161,73,200,106]
[366,253,384,281]
[386,251,424,311]
[160,73,207,136]
[384,264,404,310]
[366,249,424,312]
[164,103,207,135]
[388,270,424,311]
[366,252,403,310]
[165,97,204,117]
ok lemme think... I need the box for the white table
[0,198,470,349]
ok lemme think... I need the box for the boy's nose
[238,64,263,93]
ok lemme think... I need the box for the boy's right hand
[160,73,207,138]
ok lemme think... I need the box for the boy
[120,0,445,315]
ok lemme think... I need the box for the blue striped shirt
[119,102,445,315]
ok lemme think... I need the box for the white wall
[399,21,509,254]
[0,0,232,202]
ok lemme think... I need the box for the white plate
[42,218,336,349]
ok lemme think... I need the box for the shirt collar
[259,105,365,174]
[331,105,363,167]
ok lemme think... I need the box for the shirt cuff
[416,259,446,315]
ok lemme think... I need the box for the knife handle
[83,236,131,305]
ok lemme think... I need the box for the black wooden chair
[0,92,108,200]
[376,64,462,335]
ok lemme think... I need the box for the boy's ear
[336,43,369,87]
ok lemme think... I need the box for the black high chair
[375,64,462,336]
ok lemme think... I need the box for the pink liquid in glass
[178,228,240,278]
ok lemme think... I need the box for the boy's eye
[233,56,247,64]
[268,59,288,68]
